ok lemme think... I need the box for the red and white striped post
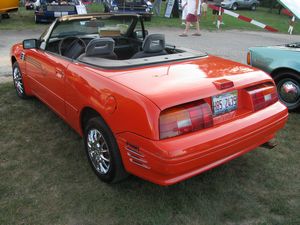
[216,6,222,29]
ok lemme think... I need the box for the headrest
[142,34,165,53]
[85,38,115,57]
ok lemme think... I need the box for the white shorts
[182,7,188,20]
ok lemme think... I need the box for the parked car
[0,0,19,13]
[11,14,288,185]
[0,0,19,20]
[25,0,37,10]
[221,0,259,11]
[248,43,300,110]
[103,0,152,20]
[34,0,87,23]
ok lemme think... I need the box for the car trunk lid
[108,55,273,110]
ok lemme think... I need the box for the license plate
[54,12,68,17]
[212,91,238,116]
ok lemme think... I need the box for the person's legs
[180,21,191,36]
[153,0,159,15]
[192,18,201,35]
[157,0,162,15]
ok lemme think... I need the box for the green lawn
[0,82,299,225]
[0,4,299,34]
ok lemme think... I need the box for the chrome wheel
[232,3,238,10]
[13,66,25,96]
[278,79,300,104]
[87,129,111,175]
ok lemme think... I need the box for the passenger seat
[131,34,167,59]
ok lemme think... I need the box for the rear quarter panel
[250,47,300,75]
[64,63,161,140]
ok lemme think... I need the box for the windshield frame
[39,14,142,57]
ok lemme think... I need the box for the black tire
[12,62,29,99]
[84,116,128,183]
[35,15,40,24]
[144,16,152,22]
[273,70,300,111]
[104,5,109,13]
[251,4,256,11]
[232,3,238,10]
[2,13,9,19]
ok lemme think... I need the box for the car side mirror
[23,39,38,49]
[134,30,149,39]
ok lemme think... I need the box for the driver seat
[84,38,117,60]
[131,34,167,59]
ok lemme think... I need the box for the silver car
[221,0,259,11]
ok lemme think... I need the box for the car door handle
[56,69,64,79]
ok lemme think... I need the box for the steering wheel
[58,37,87,59]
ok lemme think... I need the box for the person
[179,0,201,37]
[153,0,162,16]
[181,0,193,27]
[201,0,207,18]
[181,0,188,25]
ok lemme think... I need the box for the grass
[0,4,299,34]
[0,82,299,225]
[146,5,299,34]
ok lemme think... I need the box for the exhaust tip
[260,139,277,149]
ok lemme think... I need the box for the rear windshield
[116,0,145,5]
[41,0,80,5]
[47,5,76,11]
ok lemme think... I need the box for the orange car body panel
[11,42,288,185]
[0,0,19,13]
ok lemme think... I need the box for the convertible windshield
[51,16,134,38]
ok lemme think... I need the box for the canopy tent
[277,0,300,19]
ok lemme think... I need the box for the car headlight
[113,6,118,11]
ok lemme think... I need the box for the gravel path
[1,27,299,83]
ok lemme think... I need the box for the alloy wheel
[86,129,111,175]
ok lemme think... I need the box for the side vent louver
[125,143,150,169]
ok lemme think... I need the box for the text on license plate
[212,91,238,116]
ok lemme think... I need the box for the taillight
[159,101,213,139]
[247,52,251,65]
[246,83,278,111]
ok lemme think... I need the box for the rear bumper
[116,102,288,186]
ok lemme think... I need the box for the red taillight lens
[246,84,278,111]
[159,101,213,139]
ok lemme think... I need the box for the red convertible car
[11,14,288,185]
